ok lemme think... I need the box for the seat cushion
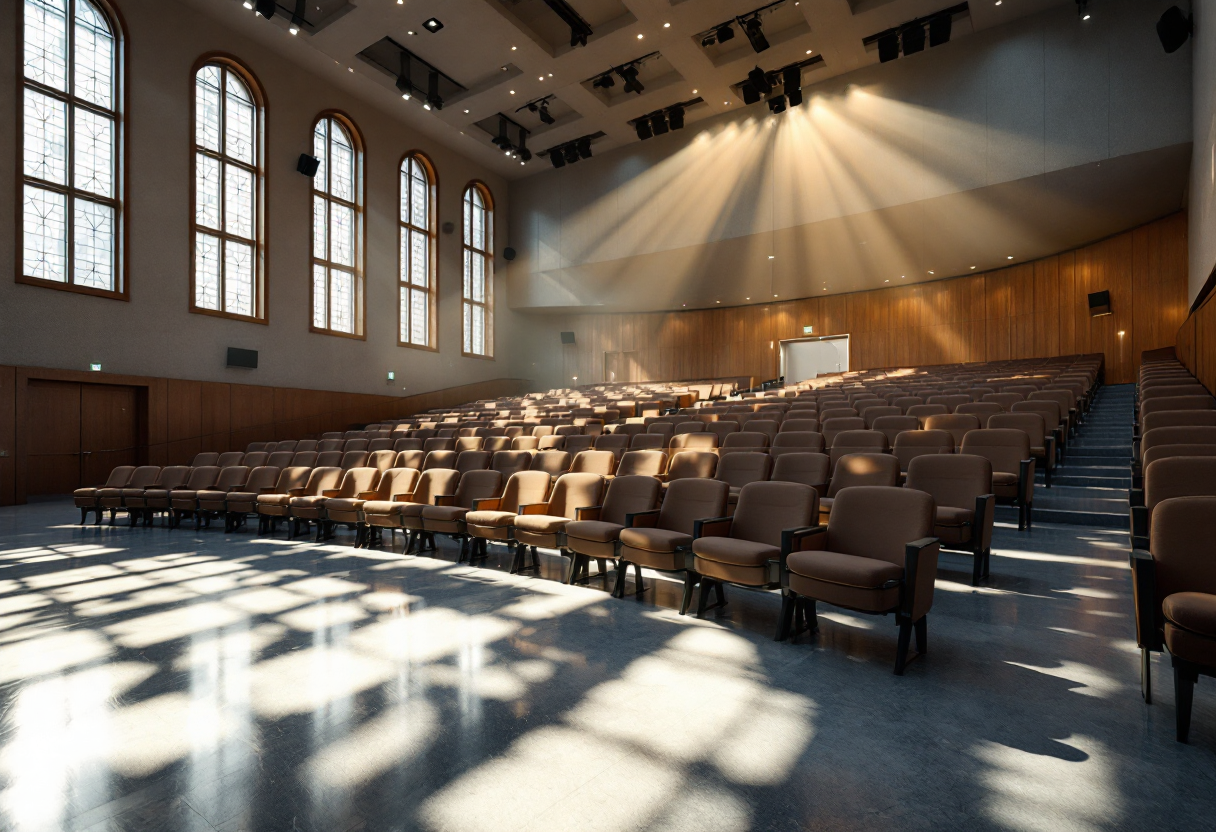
[465,510,517,528]
[619,527,692,554]
[992,472,1019,486]
[290,496,328,509]
[935,506,973,527]
[421,505,468,523]
[226,491,258,504]
[96,487,123,499]
[73,487,99,499]
[1164,592,1216,638]
[257,493,292,508]
[362,500,405,516]
[196,489,227,503]
[513,514,570,535]
[1165,621,1216,667]
[119,487,148,498]
[692,536,779,567]
[564,520,624,544]
[786,550,904,613]
[325,498,364,513]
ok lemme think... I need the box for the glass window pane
[312,263,327,328]
[73,108,113,197]
[312,120,327,194]
[225,73,255,165]
[23,88,68,185]
[411,288,427,346]
[24,0,68,92]
[73,199,113,290]
[74,0,113,108]
[330,203,354,267]
[330,125,354,202]
[196,153,221,230]
[224,240,253,316]
[195,66,221,152]
[312,195,327,259]
[471,253,485,302]
[399,286,409,343]
[224,163,254,239]
[463,196,472,246]
[463,303,472,353]
[463,249,471,298]
[23,185,67,282]
[472,201,485,251]
[330,269,354,333]
[399,165,410,224]
[194,232,220,310]
[411,165,427,227]
[472,305,485,355]
[410,229,427,287]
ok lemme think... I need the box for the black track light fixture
[743,16,769,53]
[518,129,532,162]
[617,64,644,94]
[901,22,925,55]
[395,52,412,98]
[576,136,592,159]
[1157,6,1193,53]
[667,105,685,130]
[650,113,668,136]
[928,13,952,47]
[767,94,786,114]
[878,31,900,62]
[491,117,510,149]
[426,70,443,109]
[635,118,653,140]
[549,148,566,168]
[563,144,579,164]
[701,34,717,48]
[748,66,772,96]
[783,65,802,107]
[593,73,615,89]
[716,23,735,44]
[255,0,275,18]
[538,103,555,125]
[741,82,760,105]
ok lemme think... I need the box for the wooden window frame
[188,54,267,324]
[398,151,438,351]
[461,181,494,360]
[309,110,366,340]
[16,0,128,301]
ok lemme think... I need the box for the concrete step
[1063,446,1131,457]
[1042,474,1130,488]
[995,504,1128,529]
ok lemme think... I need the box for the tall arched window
[399,153,436,349]
[462,182,493,358]
[20,0,123,298]
[192,58,264,321]
[311,113,364,338]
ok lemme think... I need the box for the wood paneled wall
[558,213,1188,388]
[1176,286,1216,394]
[0,369,531,505]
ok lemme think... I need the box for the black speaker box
[560,331,576,345]
[1088,290,1111,317]
[227,347,259,369]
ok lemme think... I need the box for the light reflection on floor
[0,498,1213,831]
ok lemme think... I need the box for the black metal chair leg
[894,621,913,675]
[530,546,540,570]
[679,572,697,615]
[509,542,524,573]
[632,562,645,596]
[776,590,796,641]
[611,561,628,598]
[1142,648,1153,704]
[914,615,927,655]
[1174,659,1197,743]
[695,579,713,618]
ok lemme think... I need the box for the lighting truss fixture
[767,94,786,114]
[651,113,669,136]
[783,65,802,107]
[492,116,511,149]
[593,74,615,89]
[255,0,275,17]
[635,118,653,140]
[742,16,769,53]
[901,22,926,55]
[866,4,964,62]
[632,99,695,139]
[741,82,760,105]
[928,13,952,47]
[542,0,594,46]
[878,32,900,62]
[539,103,555,124]
[667,104,685,130]
[396,51,412,98]
[576,136,592,159]
[563,144,579,164]
[423,17,443,32]
[544,135,596,166]
[518,130,532,162]
[617,64,643,94]
[1076,0,1089,20]
[748,66,773,96]
[426,69,442,109]
[549,148,566,168]
[717,24,735,43]
[1157,5,1193,52]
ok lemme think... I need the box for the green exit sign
[802,325,814,335]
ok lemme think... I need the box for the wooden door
[81,384,139,484]
[25,381,82,496]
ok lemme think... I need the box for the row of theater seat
[1129,354,1216,743]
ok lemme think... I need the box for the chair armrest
[625,509,660,528]
[1043,436,1056,468]
[434,495,457,507]
[693,516,734,540]
[1130,505,1149,546]
[576,505,603,521]
[472,497,502,511]
[392,492,415,502]
[356,490,379,500]
[519,503,549,515]
[258,487,278,494]
[1131,550,1162,651]
[974,494,995,555]
[1129,488,1144,508]
[1019,459,1036,505]
[287,488,306,497]
[902,537,940,622]
[225,485,248,493]
[321,490,340,498]
[1132,438,1140,461]
[779,526,827,588]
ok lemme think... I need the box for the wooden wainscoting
[0,370,531,505]
[1177,287,1216,393]
[558,213,1188,387]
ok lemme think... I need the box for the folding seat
[1131,495,1216,739]
[664,451,719,489]
[923,414,979,450]
[491,450,533,480]
[871,415,918,447]
[413,429,438,442]
[367,438,394,452]
[770,452,831,494]
[769,432,826,459]
[675,421,706,435]
[483,436,511,453]
[587,434,625,460]
[956,402,1002,429]
[559,435,590,457]
[689,481,818,618]
[287,467,379,541]
[217,467,283,532]
[337,450,368,470]
[421,469,508,557]
[538,435,566,451]
[716,451,773,513]
[779,485,938,674]
[564,476,663,586]
[1141,409,1216,434]
[1141,383,1209,402]
[531,425,556,438]
[437,428,459,438]
[982,393,1024,412]
[1003,385,1038,398]
[510,436,540,452]
[161,466,224,529]
[1131,457,1216,550]
[1140,396,1216,423]
[240,452,268,468]
[347,468,421,547]
[828,430,888,471]
[390,449,423,471]
[892,396,924,413]
[1029,389,1078,435]
[819,407,859,424]
[669,432,718,452]
[990,412,1055,486]
[318,439,344,453]
[552,425,580,438]
[260,451,292,469]
[364,450,396,472]
[342,439,368,453]
[272,440,299,453]
[96,466,160,525]
[381,468,463,553]
[861,406,901,429]
[781,418,819,434]
[418,450,454,471]
[530,450,571,482]
[707,422,740,444]
[905,404,949,427]
[614,450,668,478]
[924,394,968,413]
[122,465,191,526]
[905,455,994,585]
[853,399,887,421]
[960,429,1035,530]
[819,453,899,522]
[453,450,490,474]
[189,463,262,530]
[817,417,863,449]
[1137,426,1216,483]
[610,423,646,439]
[646,422,675,445]
[968,387,996,402]
[256,466,329,536]
[719,431,769,456]
[508,472,606,574]
[893,430,956,474]
[629,433,665,451]
[424,437,456,454]
[451,436,482,454]
[294,440,318,453]
[570,450,616,476]
[245,442,269,453]
[746,420,779,444]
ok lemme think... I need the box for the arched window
[399,153,436,349]
[462,183,493,358]
[191,58,264,320]
[20,0,123,298]
[310,113,364,337]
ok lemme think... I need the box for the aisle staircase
[995,383,1133,529]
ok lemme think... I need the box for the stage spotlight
[928,13,952,47]
[563,144,579,164]
[423,17,443,32]
[743,17,769,53]
[618,65,644,94]
[667,105,685,130]
[702,34,716,47]
[767,94,785,114]
[741,82,760,105]
[635,118,652,140]
[1157,6,1192,53]
[396,52,412,98]
[426,70,443,109]
[747,66,772,95]
[593,74,615,89]
[878,32,900,62]
[549,148,566,168]
[539,103,555,124]
[901,23,925,55]
[651,113,669,136]
[255,0,275,17]
[783,65,802,106]
[518,129,532,161]
[577,136,592,158]
[716,24,735,44]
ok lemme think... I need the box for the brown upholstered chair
[893,430,954,475]
[906,454,994,584]
[675,421,705,435]
[647,422,675,444]
[454,437,485,453]
[564,435,595,457]
[769,432,825,459]
[291,467,378,541]
[163,466,224,529]
[318,439,344,453]
[512,436,541,452]
[464,470,553,558]
[663,450,718,488]
[390,468,464,553]
[707,421,740,444]
[990,412,1056,487]
[819,453,900,523]
[770,452,831,495]
[821,417,866,448]
[509,472,606,575]
[1132,495,1216,740]
[254,466,314,533]
[241,452,269,468]
[343,439,370,452]
[272,440,299,453]
[564,475,663,586]
[828,430,888,471]
[1030,389,1078,435]
[718,431,768,455]
[212,465,281,533]
[747,420,779,443]
[960,429,1035,530]
[422,450,457,471]
[191,452,221,466]
[185,465,253,530]
[353,468,422,548]
[266,451,295,469]
[96,466,160,525]
[870,415,918,447]
[484,436,512,453]
[956,402,1002,429]
[290,451,319,467]
[614,450,668,478]
[906,404,948,427]
[781,418,820,434]
[491,450,533,479]
[420,470,505,560]
[424,437,455,453]
[74,466,136,524]
[779,485,939,674]
[315,450,343,467]
[1131,457,1216,550]
[366,450,396,472]
[670,432,719,452]
[570,450,616,476]
[368,438,394,452]
[819,407,859,424]
[216,452,245,467]
[455,450,492,473]
[927,394,970,413]
[861,406,901,429]
[690,481,819,618]
[530,450,571,482]
[123,465,191,526]
[716,451,773,512]
[893,396,924,413]
[924,414,980,450]
[630,433,666,450]
[392,449,424,471]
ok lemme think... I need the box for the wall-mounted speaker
[227,347,259,369]
[503,247,516,261]
[1088,290,1111,317]
[442,221,455,235]
[297,154,320,177]
[560,331,576,345]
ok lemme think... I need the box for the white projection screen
[780,335,850,383]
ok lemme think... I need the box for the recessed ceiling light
[463,108,470,113]
[774,294,778,297]
[511,46,517,50]
[548,73,553,77]
[746,297,750,300]
[1083,14,1091,20]
[822,288,827,291]
[289,25,298,34]
[768,255,775,260]
[423,17,443,32]
[884,279,889,283]
[407,30,415,35]
[928,270,934,274]
[724,101,729,105]
[1007,255,1014,259]
[995,0,1002,4]
[637,33,644,39]
[509,90,515,94]
[692,89,698,94]
[347,67,353,72]
[806,49,813,54]
[716,300,721,303]
[242,0,252,7]
[970,266,976,269]
[901,275,905,278]
[539,76,544,80]
[396,0,402,4]
[664,22,670,28]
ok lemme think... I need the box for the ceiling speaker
[1087,290,1111,317]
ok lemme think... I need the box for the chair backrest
[344,439,369,452]
[367,438,394,452]
[491,450,533,479]
[425,437,457,453]
[456,450,492,473]
[924,414,980,448]
[982,392,1025,412]
[892,396,924,413]
[926,394,969,413]
[955,402,1003,428]
[498,470,552,513]
[989,412,1047,448]
[213,465,250,491]
[272,440,298,453]
[770,452,830,488]
[905,404,949,427]
[959,429,1031,475]
[366,450,396,472]
[335,467,378,498]
[1150,496,1216,603]
[555,425,582,437]
[1145,457,1216,517]
[302,466,342,496]
[340,450,369,470]
[318,439,344,453]
[869,415,917,446]
[1140,383,1209,401]
[614,450,668,478]
[569,450,616,476]
[859,406,899,428]
[1141,425,1216,458]
[666,450,719,481]
[770,432,825,454]
[422,450,457,470]
[530,450,571,478]
[781,418,819,434]
[821,417,866,448]
[289,451,318,467]
[892,429,954,471]
[155,465,192,489]
[412,468,462,504]
[819,407,859,424]
[562,435,594,456]
[715,451,772,489]
[747,420,779,442]
[1141,409,1216,434]
[721,432,769,452]
[512,436,541,451]
[531,425,555,438]
[827,453,900,497]
[274,466,313,493]
[600,475,661,525]
[612,423,646,438]
[240,452,267,468]
[826,486,935,566]
[482,436,510,453]
[243,466,281,493]
[657,478,730,533]
[646,423,675,441]
[707,422,740,442]
[829,430,888,470]
[731,482,818,547]
[452,469,504,508]
[1140,395,1216,419]
[454,437,485,453]
[593,434,630,458]
[125,466,161,488]
[210,452,241,467]
[906,453,992,511]
[190,452,219,467]
[373,468,419,500]
[628,433,665,450]
[670,432,719,451]
[538,435,566,451]
[675,421,706,435]
[545,473,605,520]
[393,449,424,470]
[267,451,295,469]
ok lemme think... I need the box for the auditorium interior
[3,0,1216,828]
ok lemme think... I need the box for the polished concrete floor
[1,499,1213,831]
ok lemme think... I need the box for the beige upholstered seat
[990,412,1055,487]
[123,465,191,526]
[564,475,662,584]
[923,414,980,449]
[871,415,919,447]
[290,467,375,540]
[956,402,1003,428]
[355,468,423,546]
[893,430,954,473]
[74,465,136,524]
[770,432,825,458]
[96,466,160,523]
[508,473,605,573]
[211,465,281,532]
[465,470,553,547]
[906,404,948,427]
[1131,457,1216,550]
[614,450,668,478]
[420,470,506,558]
[570,450,616,476]
[669,432,719,452]
[821,417,866,448]
[716,451,772,512]
[630,433,666,450]
[664,450,718,488]
[491,450,533,479]
[372,468,462,552]
[163,466,224,528]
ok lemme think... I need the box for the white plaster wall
[1191,0,1216,303]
